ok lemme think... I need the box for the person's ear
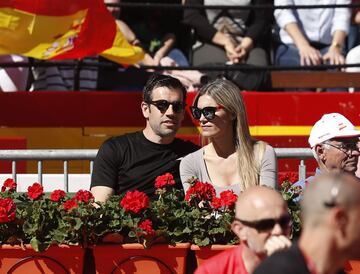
[141,101,150,119]
[315,144,326,161]
[232,221,246,241]
[333,208,348,236]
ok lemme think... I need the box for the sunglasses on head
[190,106,223,121]
[234,214,291,232]
[147,100,185,113]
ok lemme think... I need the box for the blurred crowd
[1,0,360,92]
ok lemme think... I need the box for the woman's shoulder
[182,146,205,161]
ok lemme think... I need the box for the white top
[274,0,351,45]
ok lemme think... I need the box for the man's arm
[91,186,115,204]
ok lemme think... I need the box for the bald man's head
[231,186,291,257]
[301,172,360,227]
[235,186,288,221]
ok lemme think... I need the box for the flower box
[190,244,236,267]
[345,260,360,274]
[0,244,84,274]
[92,243,190,274]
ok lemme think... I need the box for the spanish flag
[0,0,144,64]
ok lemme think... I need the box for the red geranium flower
[0,197,16,223]
[278,172,298,186]
[63,200,78,211]
[1,178,17,192]
[74,190,94,203]
[185,181,216,202]
[138,219,155,236]
[219,190,238,209]
[120,190,150,214]
[27,183,44,200]
[50,189,67,202]
[155,173,176,189]
[211,197,222,209]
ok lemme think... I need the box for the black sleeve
[183,0,218,42]
[245,0,273,45]
[90,138,122,190]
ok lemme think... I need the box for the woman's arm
[259,145,278,189]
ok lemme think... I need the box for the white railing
[0,148,313,191]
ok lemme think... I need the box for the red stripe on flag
[50,2,116,59]
[0,0,104,16]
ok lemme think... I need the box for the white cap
[308,113,360,147]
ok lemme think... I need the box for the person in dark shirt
[254,172,360,274]
[90,73,199,202]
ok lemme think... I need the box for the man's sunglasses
[234,215,291,232]
[147,100,186,113]
[190,106,223,121]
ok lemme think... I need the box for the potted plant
[184,178,239,267]
[92,173,191,274]
[0,179,98,274]
[278,172,302,238]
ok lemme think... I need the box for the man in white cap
[296,113,360,189]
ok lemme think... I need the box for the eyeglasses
[190,106,223,121]
[323,141,360,153]
[234,215,291,232]
[147,100,185,113]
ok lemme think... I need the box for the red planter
[92,243,191,274]
[191,244,236,267]
[345,260,360,274]
[0,244,84,274]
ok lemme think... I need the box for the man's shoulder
[173,138,200,153]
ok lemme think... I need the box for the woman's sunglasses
[234,214,291,232]
[190,106,223,121]
[147,100,186,113]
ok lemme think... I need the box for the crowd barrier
[0,148,313,192]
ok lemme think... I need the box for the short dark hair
[143,74,187,103]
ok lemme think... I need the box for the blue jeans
[167,48,189,67]
[275,43,330,67]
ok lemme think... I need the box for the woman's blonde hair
[194,79,266,189]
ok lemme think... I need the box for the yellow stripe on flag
[0,7,87,58]
[100,22,144,65]
[0,6,144,65]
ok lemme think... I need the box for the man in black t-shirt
[90,74,198,202]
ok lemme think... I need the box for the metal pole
[38,161,43,185]
[64,160,69,192]
[12,161,17,182]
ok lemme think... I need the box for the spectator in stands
[254,172,360,274]
[195,186,292,274]
[121,0,190,67]
[99,0,205,91]
[0,55,29,91]
[346,0,360,52]
[183,0,273,66]
[295,113,360,188]
[90,74,199,202]
[345,4,360,91]
[274,0,351,67]
[180,79,277,196]
[30,57,99,91]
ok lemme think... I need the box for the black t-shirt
[90,131,199,198]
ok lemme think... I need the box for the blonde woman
[180,79,277,195]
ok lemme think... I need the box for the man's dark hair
[143,74,187,103]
